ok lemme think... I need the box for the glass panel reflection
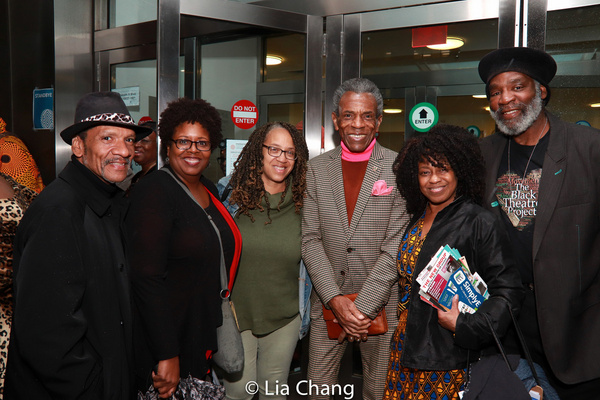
[110,0,157,28]
[546,5,600,128]
[264,34,306,82]
[362,19,498,149]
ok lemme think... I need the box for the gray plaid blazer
[302,142,409,319]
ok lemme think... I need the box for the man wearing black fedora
[5,91,152,399]
[478,47,600,399]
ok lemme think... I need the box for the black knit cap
[478,47,557,102]
[60,91,153,145]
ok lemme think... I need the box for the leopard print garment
[0,173,36,397]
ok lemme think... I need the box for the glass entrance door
[94,0,323,182]
[349,0,600,151]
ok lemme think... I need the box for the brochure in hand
[416,245,488,313]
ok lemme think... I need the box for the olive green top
[231,185,301,335]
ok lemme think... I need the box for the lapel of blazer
[483,134,507,220]
[348,142,384,238]
[532,112,567,260]
[326,146,350,237]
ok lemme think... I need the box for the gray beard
[489,90,544,137]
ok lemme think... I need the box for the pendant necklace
[506,117,548,227]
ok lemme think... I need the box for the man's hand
[153,356,180,398]
[328,295,371,339]
[336,330,369,344]
[437,294,460,332]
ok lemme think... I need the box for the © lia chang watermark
[245,379,355,399]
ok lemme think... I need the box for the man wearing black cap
[6,91,152,399]
[478,47,600,399]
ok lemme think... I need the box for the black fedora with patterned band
[60,91,153,145]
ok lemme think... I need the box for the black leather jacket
[400,196,524,371]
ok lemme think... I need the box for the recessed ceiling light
[427,37,465,50]
[472,94,487,99]
[266,55,283,66]
[384,108,403,114]
[591,103,600,108]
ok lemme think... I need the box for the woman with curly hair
[219,122,309,400]
[126,98,242,397]
[383,124,523,399]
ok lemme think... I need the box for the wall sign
[409,102,439,132]
[231,100,258,130]
[467,125,481,137]
[33,88,54,130]
[112,87,140,107]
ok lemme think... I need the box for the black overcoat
[6,160,133,399]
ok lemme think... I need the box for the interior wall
[4,0,56,184]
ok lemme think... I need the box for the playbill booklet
[416,245,489,313]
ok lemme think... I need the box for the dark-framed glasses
[262,145,297,160]
[171,139,211,151]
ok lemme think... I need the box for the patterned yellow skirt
[383,309,466,400]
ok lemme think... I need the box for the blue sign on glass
[33,88,54,130]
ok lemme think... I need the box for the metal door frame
[57,0,324,171]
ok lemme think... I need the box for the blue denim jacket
[217,175,312,339]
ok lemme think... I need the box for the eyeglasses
[171,139,211,152]
[262,145,297,160]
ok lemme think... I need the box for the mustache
[104,157,131,167]
[492,102,526,115]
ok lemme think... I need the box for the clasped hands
[153,356,180,398]
[328,295,372,344]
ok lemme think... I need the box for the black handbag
[462,301,543,400]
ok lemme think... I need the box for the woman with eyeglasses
[219,122,309,400]
[126,97,242,397]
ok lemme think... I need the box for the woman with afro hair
[219,121,310,400]
[126,98,242,397]
[383,124,523,399]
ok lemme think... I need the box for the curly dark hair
[228,121,309,224]
[393,124,485,215]
[157,97,222,160]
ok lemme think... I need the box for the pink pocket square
[371,180,393,196]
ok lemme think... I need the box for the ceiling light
[591,103,600,108]
[384,108,403,114]
[427,37,465,50]
[484,106,490,111]
[472,94,487,99]
[266,55,283,66]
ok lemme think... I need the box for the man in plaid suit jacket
[302,78,409,400]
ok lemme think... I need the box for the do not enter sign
[231,100,258,130]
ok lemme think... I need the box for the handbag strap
[507,302,541,385]
[483,313,511,368]
[484,297,541,386]
[160,168,230,299]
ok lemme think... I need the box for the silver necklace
[506,117,548,227]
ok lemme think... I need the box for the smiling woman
[219,122,310,400]
[126,97,242,397]
[382,124,523,400]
